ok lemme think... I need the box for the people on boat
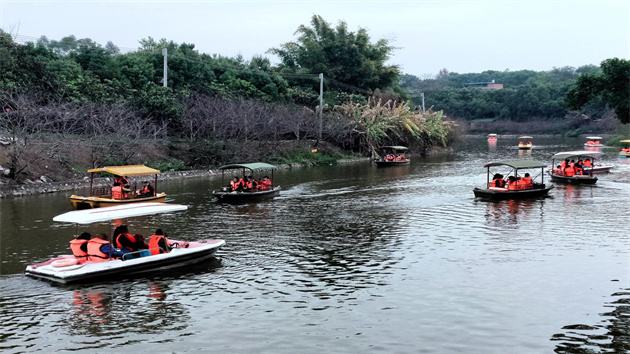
[137,181,154,197]
[149,229,171,255]
[564,163,576,177]
[521,173,533,187]
[87,233,126,262]
[113,176,130,188]
[70,232,91,260]
[260,176,272,190]
[583,158,592,167]
[249,176,258,191]
[491,173,505,188]
[111,182,130,200]
[112,225,149,259]
[231,176,242,191]
[241,176,252,192]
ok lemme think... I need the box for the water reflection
[518,148,532,158]
[552,288,630,353]
[481,199,543,227]
[488,139,497,152]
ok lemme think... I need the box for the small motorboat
[70,165,166,209]
[584,136,605,147]
[25,203,225,284]
[212,162,281,203]
[548,151,602,184]
[473,160,553,200]
[374,146,410,166]
[517,136,533,150]
[619,140,630,158]
[487,134,497,141]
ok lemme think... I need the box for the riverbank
[0,157,371,198]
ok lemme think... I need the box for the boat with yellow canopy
[69,165,166,210]
[517,136,533,150]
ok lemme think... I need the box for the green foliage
[270,148,348,165]
[269,15,400,93]
[147,158,186,172]
[566,58,630,124]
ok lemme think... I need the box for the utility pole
[318,73,323,140]
[421,92,426,113]
[162,48,168,87]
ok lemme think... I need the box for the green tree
[269,15,400,92]
[566,58,630,124]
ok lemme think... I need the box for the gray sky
[1,0,628,77]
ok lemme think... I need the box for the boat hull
[25,239,225,284]
[518,146,532,150]
[473,186,553,200]
[374,160,410,166]
[619,151,630,158]
[212,186,281,203]
[70,193,167,210]
[550,174,597,184]
[584,165,613,174]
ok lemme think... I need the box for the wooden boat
[212,163,281,203]
[619,140,630,158]
[25,203,225,284]
[584,136,605,147]
[487,134,497,141]
[69,165,166,210]
[548,151,600,184]
[473,160,553,200]
[374,146,410,166]
[517,136,533,150]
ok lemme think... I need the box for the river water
[1,136,629,353]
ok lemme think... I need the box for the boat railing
[121,249,153,261]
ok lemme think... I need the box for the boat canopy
[585,136,603,140]
[218,163,277,171]
[488,134,497,137]
[378,146,409,151]
[620,140,630,143]
[53,203,187,224]
[484,160,547,169]
[87,165,160,176]
[551,150,602,160]
[518,136,533,139]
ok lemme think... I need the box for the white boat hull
[25,239,225,284]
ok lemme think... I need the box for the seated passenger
[521,173,533,187]
[230,176,241,191]
[70,232,91,260]
[506,176,518,190]
[149,229,171,255]
[583,158,592,167]
[138,181,154,197]
[111,182,130,200]
[564,165,576,177]
[261,176,272,190]
[491,173,505,188]
[87,233,125,262]
[242,176,253,192]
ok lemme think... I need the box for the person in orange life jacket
[249,176,258,191]
[149,229,171,255]
[230,176,242,191]
[491,173,505,188]
[241,176,253,192]
[138,181,154,197]
[564,164,576,177]
[506,176,519,190]
[87,233,125,262]
[521,173,533,186]
[575,160,584,175]
[70,232,91,259]
[261,176,272,189]
[583,158,592,167]
[111,182,130,200]
[113,225,150,259]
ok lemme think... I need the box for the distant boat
[548,151,601,184]
[584,136,605,147]
[517,136,533,150]
[374,146,410,166]
[619,140,630,158]
[212,163,281,203]
[487,134,497,141]
[69,165,166,210]
[473,160,553,200]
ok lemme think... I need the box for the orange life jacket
[111,186,124,199]
[492,179,505,188]
[149,235,169,255]
[115,233,137,251]
[583,160,592,167]
[230,180,240,191]
[87,239,110,262]
[521,177,532,186]
[140,185,151,195]
[564,166,576,177]
[507,181,518,191]
[70,239,89,259]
